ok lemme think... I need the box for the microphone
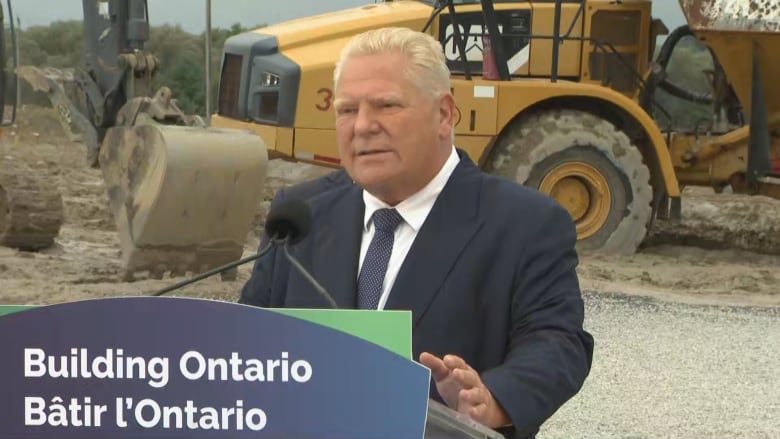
[264,197,311,245]
[150,198,311,297]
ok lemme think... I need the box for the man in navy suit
[240,27,593,438]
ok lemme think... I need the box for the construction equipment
[0,0,270,280]
[658,0,780,197]
[210,0,780,256]
[0,1,64,252]
[0,157,65,252]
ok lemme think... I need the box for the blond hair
[333,27,451,98]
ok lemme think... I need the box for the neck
[371,142,453,206]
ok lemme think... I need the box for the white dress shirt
[358,146,460,309]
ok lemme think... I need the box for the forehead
[335,52,411,96]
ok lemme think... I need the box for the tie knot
[372,208,403,233]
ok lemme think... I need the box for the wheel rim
[538,161,611,239]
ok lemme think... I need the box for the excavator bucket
[99,122,268,281]
[17,66,270,281]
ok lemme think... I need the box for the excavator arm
[18,0,196,166]
[5,0,270,281]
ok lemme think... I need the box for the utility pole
[15,16,20,110]
[204,0,212,125]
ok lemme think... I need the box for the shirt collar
[363,145,460,232]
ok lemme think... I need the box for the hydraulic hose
[658,76,713,105]
[641,25,714,111]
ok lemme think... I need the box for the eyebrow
[334,94,403,108]
[333,98,352,108]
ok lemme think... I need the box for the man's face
[333,51,454,205]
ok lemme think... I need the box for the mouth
[355,149,392,157]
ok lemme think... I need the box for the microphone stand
[150,237,277,296]
[282,241,338,308]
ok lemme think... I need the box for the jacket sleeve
[481,200,595,439]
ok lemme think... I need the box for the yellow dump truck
[211,0,780,256]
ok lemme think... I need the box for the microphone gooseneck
[150,239,275,296]
[282,242,338,308]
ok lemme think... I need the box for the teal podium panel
[0,297,430,438]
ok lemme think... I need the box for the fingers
[459,384,490,405]
[423,354,481,390]
[460,387,507,428]
[423,353,510,428]
[442,355,481,390]
[458,380,492,419]
[455,386,489,418]
[468,402,490,421]
[452,366,481,389]
[442,354,467,370]
[419,352,451,382]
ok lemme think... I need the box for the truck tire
[485,109,653,255]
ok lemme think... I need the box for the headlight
[261,72,280,87]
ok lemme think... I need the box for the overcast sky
[12,0,686,33]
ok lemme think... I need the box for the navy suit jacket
[240,151,594,438]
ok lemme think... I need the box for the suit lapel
[384,156,484,328]
[310,185,364,308]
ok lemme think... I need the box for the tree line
[14,20,259,116]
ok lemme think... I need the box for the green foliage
[13,20,261,116]
[21,20,83,68]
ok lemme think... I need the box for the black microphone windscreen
[265,199,312,245]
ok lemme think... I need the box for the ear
[437,92,456,137]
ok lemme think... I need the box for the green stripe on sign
[0,305,35,317]
[0,304,413,360]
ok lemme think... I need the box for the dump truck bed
[680,0,780,32]
[679,0,780,121]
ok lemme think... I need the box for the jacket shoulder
[481,172,565,214]
[274,168,353,203]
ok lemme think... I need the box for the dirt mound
[646,187,780,256]
[6,104,77,146]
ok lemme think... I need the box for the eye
[336,107,356,115]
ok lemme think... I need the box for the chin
[353,171,398,192]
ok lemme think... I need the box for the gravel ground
[540,291,780,439]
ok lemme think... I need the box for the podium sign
[0,297,430,438]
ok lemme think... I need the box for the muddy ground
[1,105,778,308]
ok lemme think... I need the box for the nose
[353,104,379,136]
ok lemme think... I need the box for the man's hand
[419,352,511,429]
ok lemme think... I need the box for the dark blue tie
[357,208,404,309]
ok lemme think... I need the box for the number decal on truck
[316,88,333,111]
